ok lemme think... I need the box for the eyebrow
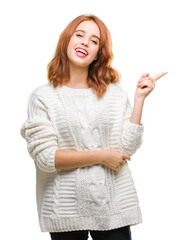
[75,30,100,41]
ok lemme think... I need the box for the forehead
[75,20,100,38]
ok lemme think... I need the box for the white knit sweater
[20,82,144,232]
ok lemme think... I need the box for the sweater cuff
[126,119,144,135]
[36,147,57,173]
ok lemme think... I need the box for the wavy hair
[47,14,120,98]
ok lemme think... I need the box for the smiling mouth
[75,48,88,56]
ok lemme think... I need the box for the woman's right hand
[98,150,130,171]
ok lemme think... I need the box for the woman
[20,14,167,240]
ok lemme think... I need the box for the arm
[55,149,130,171]
[120,90,144,156]
[121,71,168,155]
[20,92,59,172]
[55,150,102,170]
[130,96,145,125]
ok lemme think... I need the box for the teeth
[76,49,88,55]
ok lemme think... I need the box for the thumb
[123,154,130,160]
[141,73,149,78]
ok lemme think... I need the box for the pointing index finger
[153,72,168,82]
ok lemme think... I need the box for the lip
[75,47,88,55]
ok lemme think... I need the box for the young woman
[20,14,167,240]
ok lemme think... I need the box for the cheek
[67,36,76,51]
[67,41,74,57]
[92,47,99,58]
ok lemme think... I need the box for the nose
[81,37,89,47]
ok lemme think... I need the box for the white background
[1,0,188,239]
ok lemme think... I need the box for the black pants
[49,225,132,240]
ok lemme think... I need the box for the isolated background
[1,0,187,239]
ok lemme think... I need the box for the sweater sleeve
[20,91,59,172]
[120,89,144,156]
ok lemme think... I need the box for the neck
[67,63,90,88]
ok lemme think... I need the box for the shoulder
[28,83,57,101]
[108,83,128,98]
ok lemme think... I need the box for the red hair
[47,14,120,98]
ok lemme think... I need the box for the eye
[76,34,83,37]
[91,40,98,45]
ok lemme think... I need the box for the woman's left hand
[136,72,168,99]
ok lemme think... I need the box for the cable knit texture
[20,82,144,232]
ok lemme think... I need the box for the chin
[71,59,93,68]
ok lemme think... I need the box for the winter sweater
[20,82,144,232]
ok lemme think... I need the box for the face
[67,20,100,68]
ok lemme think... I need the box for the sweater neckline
[57,85,94,96]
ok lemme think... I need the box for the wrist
[89,150,103,165]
